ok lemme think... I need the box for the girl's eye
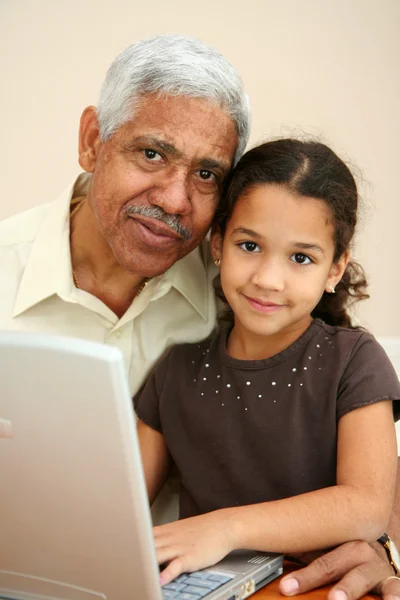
[290,253,312,265]
[239,241,260,253]
[143,149,162,161]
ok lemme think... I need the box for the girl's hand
[154,509,237,585]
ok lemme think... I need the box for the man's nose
[251,258,285,292]
[150,172,191,216]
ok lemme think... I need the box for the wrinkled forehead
[116,93,239,169]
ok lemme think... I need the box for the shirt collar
[13,174,212,321]
[12,175,90,317]
[162,241,212,321]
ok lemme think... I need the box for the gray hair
[97,34,250,164]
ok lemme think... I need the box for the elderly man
[0,34,399,600]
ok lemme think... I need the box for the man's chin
[121,252,188,279]
[113,236,200,277]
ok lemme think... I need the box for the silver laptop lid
[0,331,162,600]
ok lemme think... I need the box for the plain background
[1,0,399,335]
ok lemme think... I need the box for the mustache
[125,205,192,241]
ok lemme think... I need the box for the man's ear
[78,106,102,173]
[326,249,350,292]
[210,225,223,263]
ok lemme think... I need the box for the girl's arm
[156,400,397,584]
[137,419,171,505]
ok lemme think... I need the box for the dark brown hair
[214,139,368,328]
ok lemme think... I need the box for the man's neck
[70,198,147,318]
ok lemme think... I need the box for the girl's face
[212,183,349,345]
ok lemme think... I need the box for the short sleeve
[133,351,171,432]
[337,333,400,421]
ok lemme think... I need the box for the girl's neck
[226,316,313,361]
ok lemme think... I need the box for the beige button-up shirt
[0,174,218,522]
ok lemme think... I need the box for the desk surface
[252,561,376,599]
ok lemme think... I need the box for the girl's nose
[250,259,285,292]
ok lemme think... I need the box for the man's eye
[239,241,260,253]
[198,170,215,181]
[290,253,312,265]
[143,149,162,161]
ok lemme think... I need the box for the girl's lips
[244,295,284,314]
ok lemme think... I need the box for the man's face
[82,94,238,276]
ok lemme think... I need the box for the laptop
[0,331,283,600]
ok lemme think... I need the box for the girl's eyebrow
[231,227,262,239]
[292,242,326,256]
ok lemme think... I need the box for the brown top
[135,319,400,519]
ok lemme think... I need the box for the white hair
[97,34,250,164]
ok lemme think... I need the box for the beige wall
[1,0,399,335]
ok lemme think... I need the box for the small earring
[214,258,221,267]
[329,285,335,294]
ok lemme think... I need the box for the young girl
[134,139,400,586]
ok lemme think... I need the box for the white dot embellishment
[272,382,276,386]
[316,344,320,348]
[300,383,303,386]
[227,384,231,388]
[203,377,207,381]
[292,368,297,372]
[258,394,262,398]
[246,381,251,386]
[288,384,291,387]
[308,356,312,360]
[205,364,209,368]
[217,375,221,379]
[303,367,307,370]
[237,396,240,399]
[245,407,248,411]
[201,392,204,396]
[216,390,219,394]
[222,403,224,406]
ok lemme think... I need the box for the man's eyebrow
[198,158,231,176]
[125,136,182,158]
[125,136,231,175]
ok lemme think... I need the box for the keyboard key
[174,574,190,583]
[177,594,202,600]
[184,585,211,597]
[207,574,233,584]
[163,582,186,592]
[162,590,179,599]
[188,571,212,580]
[183,577,221,590]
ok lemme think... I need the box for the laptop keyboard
[162,570,234,599]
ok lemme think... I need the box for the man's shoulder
[0,202,53,248]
